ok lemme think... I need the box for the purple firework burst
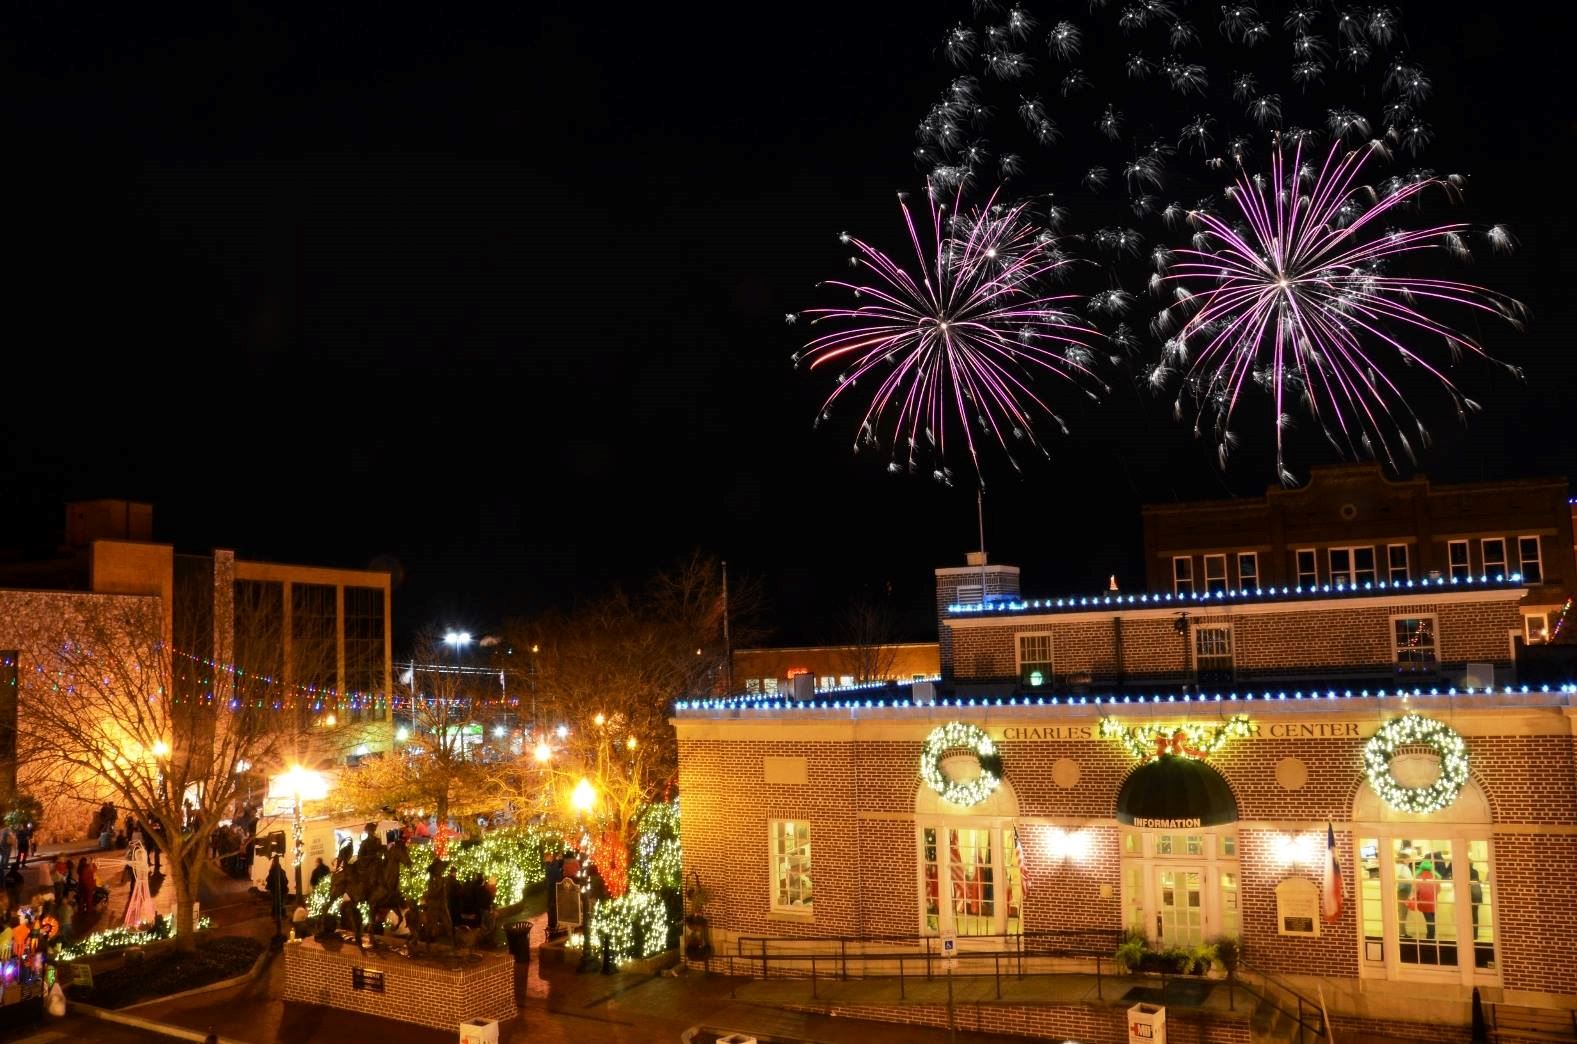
[1158,141,1524,483]
[799,185,1106,483]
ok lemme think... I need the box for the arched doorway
[1353,758,1497,986]
[1116,758,1241,947]
[914,777,1022,939]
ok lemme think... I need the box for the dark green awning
[1115,756,1238,828]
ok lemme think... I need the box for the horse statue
[328,827,414,949]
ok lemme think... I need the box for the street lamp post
[275,766,327,901]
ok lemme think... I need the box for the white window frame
[1236,552,1259,590]
[1480,538,1507,580]
[769,819,813,913]
[1518,536,1543,583]
[1447,540,1471,581]
[1192,623,1234,681]
[916,823,1024,939]
[1355,831,1499,988]
[1295,548,1318,587]
[1387,544,1410,584]
[761,678,779,695]
[1173,556,1195,596]
[1017,632,1054,688]
[1203,554,1228,594]
[1329,546,1376,587]
[1525,613,1549,645]
[1391,614,1439,671]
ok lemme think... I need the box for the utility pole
[722,560,734,695]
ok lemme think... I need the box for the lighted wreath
[1362,713,1470,814]
[920,721,1004,807]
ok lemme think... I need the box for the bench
[1490,1003,1577,1044]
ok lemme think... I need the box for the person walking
[266,854,289,938]
[50,855,70,902]
[14,823,32,869]
[309,857,331,890]
[75,857,97,916]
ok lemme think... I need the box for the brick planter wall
[281,939,516,1030]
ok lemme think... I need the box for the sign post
[940,932,957,968]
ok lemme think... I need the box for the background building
[732,642,939,695]
[0,500,393,840]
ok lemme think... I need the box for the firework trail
[797,186,1107,484]
[1157,141,1524,483]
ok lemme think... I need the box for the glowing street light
[571,777,596,813]
[625,736,638,751]
[593,712,606,727]
[533,741,553,763]
[272,765,327,901]
[444,631,473,648]
[555,724,569,740]
[151,740,170,759]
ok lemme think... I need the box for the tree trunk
[169,848,199,953]
[437,788,449,832]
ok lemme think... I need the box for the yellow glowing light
[571,777,597,812]
[273,765,328,803]
[323,713,337,727]
[533,742,553,763]
[593,713,606,727]
[625,736,638,751]
[150,740,170,758]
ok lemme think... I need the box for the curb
[73,1004,249,1043]
[121,945,273,1010]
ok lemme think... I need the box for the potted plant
[1188,942,1218,976]
[1114,933,1147,974]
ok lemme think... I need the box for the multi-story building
[0,500,394,839]
[732,642,940,696]
[676,546,1577,1042]
[1141,464,1573,648]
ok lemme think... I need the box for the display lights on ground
[919,721,1004,807]
[1363,713,1469,814]
[590,889,669,964]
[54,917,214,962]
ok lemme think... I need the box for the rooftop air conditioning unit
[1464,663,1494,690]
[913,681,937,706]
[791,672,815,702]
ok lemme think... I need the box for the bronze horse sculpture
[328,832,413,949]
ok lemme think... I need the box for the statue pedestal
[282,938,516,1030]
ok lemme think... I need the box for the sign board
[351,967,385,993]
[556,880,583,929]
[67,964,93,988]
[1275,877,1320,937]
[939,932,957,966]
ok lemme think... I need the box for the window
[292,583,337,728]
[1481,538,1507,579]
[770,820,812,911]
[1296,549,1318,587]
[745,678,762,694]
[1173,556,1195,596]
[1518,536,1543,583]
[1194,625,1234,683]
[1360,837,1385,963]
[1525,614,1549,645]
[1017,633,1054,688]
[1358,834,1495,977]
[344,586,386,723]
[761,678,778,695]
[839,675,855,688]
[955,584,983,606]
[1393,616,1438,672]
[1395,839,1458,968]
[1388,544,1410,584]
[1237,552,1259,590]
[1448,541,1471,581]
[1330,546,1375,587]
[1203,554,1228,595]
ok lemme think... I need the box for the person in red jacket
[1412,858,1439,940]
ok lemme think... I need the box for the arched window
[1353,760,1497,986]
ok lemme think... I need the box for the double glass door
[1156,865,1206,946]
[920,824,1023,938]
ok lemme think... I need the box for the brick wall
[1490,833,1577,996]
[946,595,1523,686]
[281,938,516,1029]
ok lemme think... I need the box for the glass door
[920,825,1019,938]
[1156,866,1206,946]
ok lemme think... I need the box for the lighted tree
[14,584,321,951]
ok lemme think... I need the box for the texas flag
[1322,821,1344,923]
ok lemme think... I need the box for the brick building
[0,501,394,841]
[1141,464,1573,647]
[676,552,1577,1040]
[732,642,940,695]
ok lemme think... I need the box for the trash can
[504,920,533,963]
[459,1018,499,1044]
[1128,1002,1166,1044]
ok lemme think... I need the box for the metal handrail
[734,927,1123,957]
[1235,961,1329,1042]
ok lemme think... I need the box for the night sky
[4,2,1574,645]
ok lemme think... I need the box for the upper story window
[1204,554,1228,595]
[1018,633,1054,687]
[1387,544,1410,584]
[745,678,762,694]
[1479,538,1507,579]
[1295,549,1318,587]
[1237,552,1259,589]
[1518,536,1543,583]
[1447,541,1471,582]
[1525,613,1549,645]
[1393,615,1438,672]
[1194,625,1234,683]
[1330,546,1376,587]
[1173,556,1195,596]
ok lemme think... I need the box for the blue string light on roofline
[672,681,1577,714]
[944,572,1525,615]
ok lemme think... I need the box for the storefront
[675,684,1577,1021]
